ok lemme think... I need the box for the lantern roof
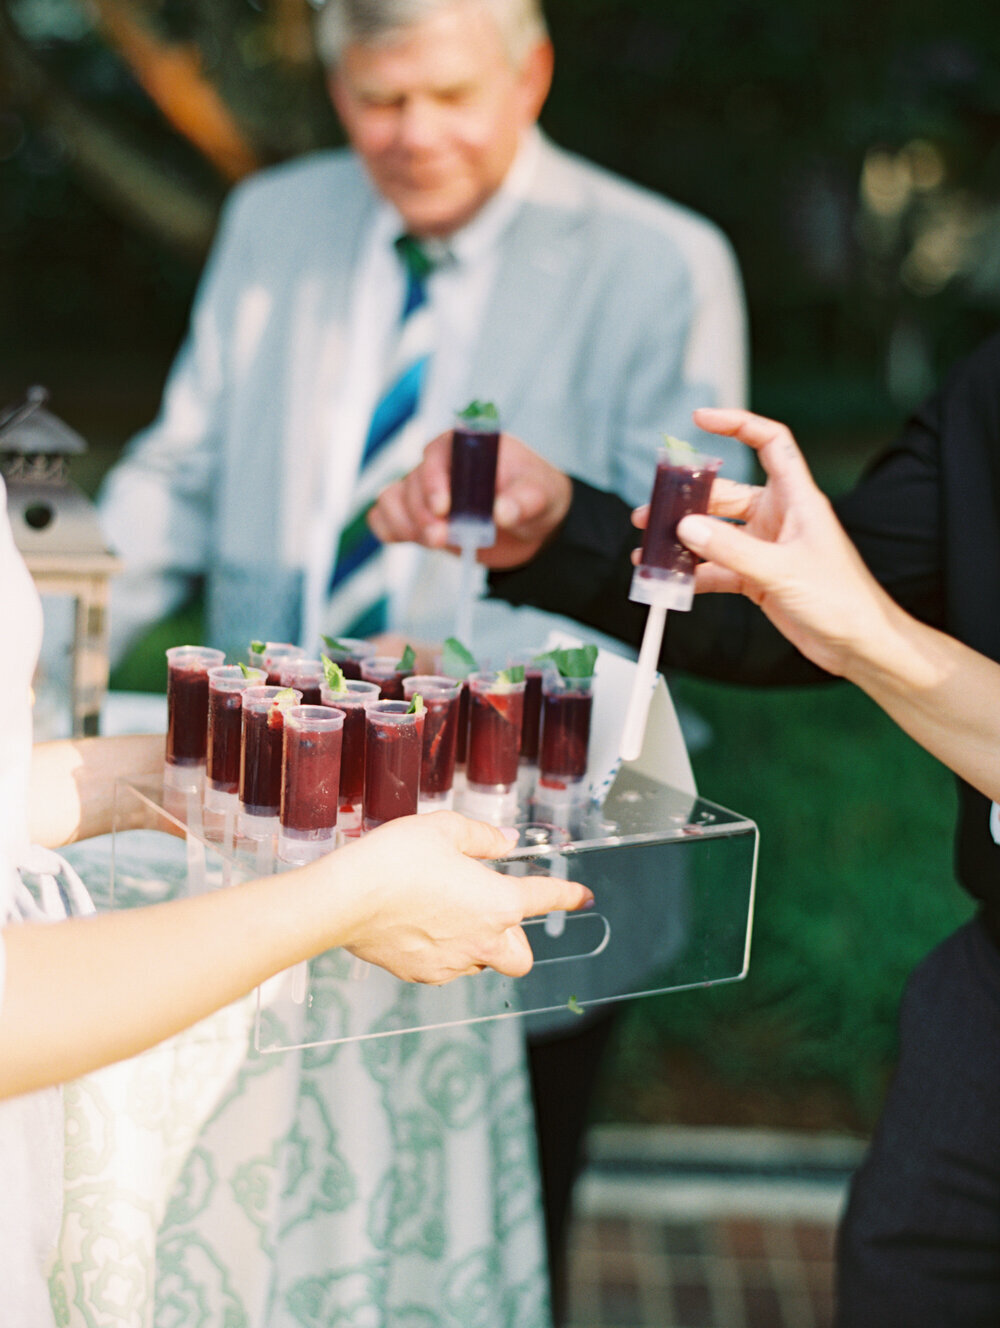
[0,386,87,457]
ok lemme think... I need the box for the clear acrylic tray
[111,769,757,1052]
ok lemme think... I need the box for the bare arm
[0,811,592,1100]
[28,734,165,847]
[678,407,1000,803]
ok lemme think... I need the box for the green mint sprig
[442,636,477,680]
[250,640,266,656]
[397,644,416,672]
[535,644,598,680]
[567,995,585,1016]
[407,694,425,715]
[457,399,499,425]
[661,434,698,464]
[321,634,350,652]
[273,688,298,711]
[322,656,347,693]
[497,663,525,685]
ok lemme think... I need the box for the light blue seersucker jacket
[99,133,747,664]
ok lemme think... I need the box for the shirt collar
[371,124,543,271]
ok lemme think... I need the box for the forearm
[28,735,165,846]
[0,852,357,1099]
[844,599,1000,804]
[0,808,594,1098]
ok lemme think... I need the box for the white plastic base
[239,810,278,842]
[447,516,495,548]
[458,785,518,825]
[204,784,238,813]
[278,828,337,865]
[418,790,454,814]
[629,566,694,611]
[163,760,204,795]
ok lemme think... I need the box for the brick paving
[559,1122,856,1328]
[565,1212,836,1328]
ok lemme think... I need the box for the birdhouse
[1,387,121,737]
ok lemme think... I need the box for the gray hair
[316,0,548,70]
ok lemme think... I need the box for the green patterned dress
[52,833,551,1328]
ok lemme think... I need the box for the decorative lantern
[1,387,121,738]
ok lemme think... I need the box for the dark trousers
[528,1008,619,1326]
[836,915,1000,1326]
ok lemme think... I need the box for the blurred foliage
[2,0,1000,431]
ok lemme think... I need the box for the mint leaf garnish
[322,656,346,692]
[273,687,298,711]
[321,634,350,652]
[661,434,698,463]
[397,644,416,672]
[457,399,499,425]
[567,995,585,1016]
[239,662,253,679]
[407,694,424,715]
[535,645,598,679]
[497,664,525,685]
[442,636,477,679]
[250,640,265,656]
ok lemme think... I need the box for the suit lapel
[279,162,377,566]
[464,142,590,421]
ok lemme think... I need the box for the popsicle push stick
[619,604,667,762]
[454,542,477,650]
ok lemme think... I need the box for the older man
[99,0,747,668]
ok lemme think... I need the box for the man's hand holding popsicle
[368,430,573,570]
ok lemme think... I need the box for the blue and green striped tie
[326,235,437,637]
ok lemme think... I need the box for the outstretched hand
[667,407,901,678]
[368,432,572,570]
[331,811,593,984]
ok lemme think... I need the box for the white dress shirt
[302,131,544,649]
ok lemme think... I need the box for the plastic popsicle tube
[448,403,500,650]
[619,443,721,763]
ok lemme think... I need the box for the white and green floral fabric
[55,833,550,1328]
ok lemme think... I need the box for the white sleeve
[97,188,250,665]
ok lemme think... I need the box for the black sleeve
[832,394,946,630]
[487,479,649,647]
[488,404,947,688]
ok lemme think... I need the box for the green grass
[601,674,971,1129]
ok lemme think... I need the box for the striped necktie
[325,235,439,639]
